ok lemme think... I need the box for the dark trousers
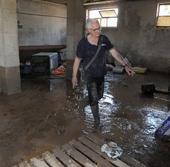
[86,76,104,128]
[86,76,104,106]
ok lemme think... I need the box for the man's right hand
[72,76,78,89]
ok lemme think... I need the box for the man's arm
[72,56,81,88]
[109,48,135,76]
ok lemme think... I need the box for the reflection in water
[139,106,169,135]
[99,94,119,133]
[69,72,170,167]
[83,93,119,132]
[48,78,66,92]
[83,73,119,133]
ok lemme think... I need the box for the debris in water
[101,141,123,159]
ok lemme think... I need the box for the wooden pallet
[13,134,147,167]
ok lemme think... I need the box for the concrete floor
[0,71,170,167]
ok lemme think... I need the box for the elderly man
[72,19,134,129]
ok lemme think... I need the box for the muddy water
[70,72,170,167]
[0,77,83,167]
[0,72,170,167]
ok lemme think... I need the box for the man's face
[89,21,101,37]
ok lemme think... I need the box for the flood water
[0,71,170,167]
[67,71,170,167]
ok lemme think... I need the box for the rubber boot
[91,105,100,129]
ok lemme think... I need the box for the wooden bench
[13,133,147,167]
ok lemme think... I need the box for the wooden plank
[30,157,49,167]
[62,143,97,167]
[18,161,32,167]
[53,146,81,167]
[86,133,104,146]
[42,151,65,167]
[79,136,130,167]
[86,134,148,167]
[70,140,113,167]
[120,155,147,167]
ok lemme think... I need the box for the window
[156,3,170,27]
[86,7,119,28]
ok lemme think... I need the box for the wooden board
[86,134,147,167]
[120,155,147,167]
[12,134,148,167]
[78,136,129,167]
[42,151,65,167]
[19,161,32,167]
[62,143,97,167]
[70,139,114,167]
[30,157,49,167]
[53,146,81,167]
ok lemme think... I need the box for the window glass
[87,7,119,28]
[157,3,170,27]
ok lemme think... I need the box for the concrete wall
[0,0,21,94]
[65,0,84,79]
[101,0,170,72]
[17,0,67,46]
[66,0,85,60]
[0,0,2,93]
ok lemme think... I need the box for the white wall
[0,0,19,67]
[0,0,21,94]
[17,0,67,46]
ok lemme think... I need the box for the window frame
[86,6,119,28]
[156,2,170,28]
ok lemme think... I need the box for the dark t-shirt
[76,35,114,77]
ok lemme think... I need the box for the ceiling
[44,0,144,5]
[43,0,67,4]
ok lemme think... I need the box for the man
[72,19,134,129]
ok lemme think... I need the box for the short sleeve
[76,38,85,58]
[103,35,114,50]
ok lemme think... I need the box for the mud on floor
[0,72,170,167]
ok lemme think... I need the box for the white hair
[85,19,100,29]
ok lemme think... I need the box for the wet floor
[74,72,170,167]
[0,72,170,167]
